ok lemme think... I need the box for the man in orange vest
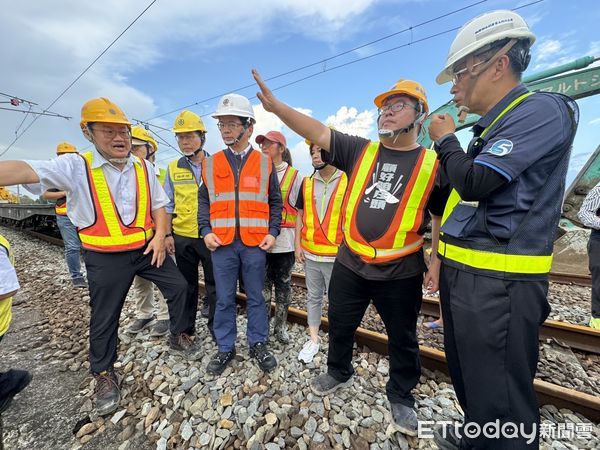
[0,98,202,416]
[41,142,86,288]
[294,141,347,363]
[199,93,283,375]
[254,70,448,436]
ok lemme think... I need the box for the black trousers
[327,261,422,406]
[439,264,550,450]
[173,234,217,336]
[588,237,600,318]
[263,251,295,308]
[84,249,189,373]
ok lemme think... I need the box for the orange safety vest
[300,172,348,257]
[280,165,299,228]
[202,149,271,247]
[342,142,438,264]
[55,199,67,216]
[77,152,155,252]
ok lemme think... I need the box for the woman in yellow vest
[254,69,448,437]
[0,234,32,413]
[295,142,347,363]
[256,131,303,344]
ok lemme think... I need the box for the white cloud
[0,0,378,161]
[589,118,600,126]
[535,40,563,62]
[325,106,375,138]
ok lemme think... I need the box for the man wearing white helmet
[428,10,579,449]
[199,94,283,375]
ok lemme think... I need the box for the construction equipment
[418,55,600,276]
[0,187,18,204]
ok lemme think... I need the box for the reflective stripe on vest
[78,152,154,252]
[280,165,299,228]
[202,150,271,246]
[0,235,14,336]
[438,91,554,275]
[343,142,438,263]
[55,201,68,216]
[300,171,348,256]
[168,159,200,238]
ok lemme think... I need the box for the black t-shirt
[322,130,449,280]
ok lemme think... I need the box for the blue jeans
[56,215,83,280]
[211,240,268,352]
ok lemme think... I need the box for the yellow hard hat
[131,125,158,152]
[374,80,429,115]
[172,110,207,133]
[305,125,336,147]
[56,142,78,154]
[80,97,131,128]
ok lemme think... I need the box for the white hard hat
[212,93,255,122]
[436,10,536,84]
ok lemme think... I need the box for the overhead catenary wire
[0,0,158,158]
[139,0,545,166]
[145,0,491,122]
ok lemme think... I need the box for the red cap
[255,130,287,148]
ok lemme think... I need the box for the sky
[1,0,599,195]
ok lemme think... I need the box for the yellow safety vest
[343,142,439,263]
[0,235,15,336]
[280,165,299,228]
[300,171,348,256]
[438,92,553,275]
[78,152,154,252]
[158,168,167,186]
[168,158,201,238]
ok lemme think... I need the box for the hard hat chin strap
[225,120,250,146]
[183,133,206,157]
[457,39,517,123]
[377,104,425,144]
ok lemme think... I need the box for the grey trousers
[304,258,334,327]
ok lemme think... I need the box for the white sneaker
[298,339,320,363]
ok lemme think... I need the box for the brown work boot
[169,333,202,360]
[93,370,120,416]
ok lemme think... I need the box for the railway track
[11,229,600,422]
[291,272,600,355]
[200,281,600,423]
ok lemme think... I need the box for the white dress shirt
[26,148,168,229]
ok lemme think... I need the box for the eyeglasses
[217,122,243,130]
[377,102,418,116]
[451,60,487,85]
[93,127,131,139]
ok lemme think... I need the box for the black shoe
[206,350,236,375]
[149,319,169,337]
[169,333,202,360]
[200,299,209,318]
[93,370,120,416]
[127,318,154,334]
[72,277,87,289]
[0,369,32,414]
[249,342,277,372]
